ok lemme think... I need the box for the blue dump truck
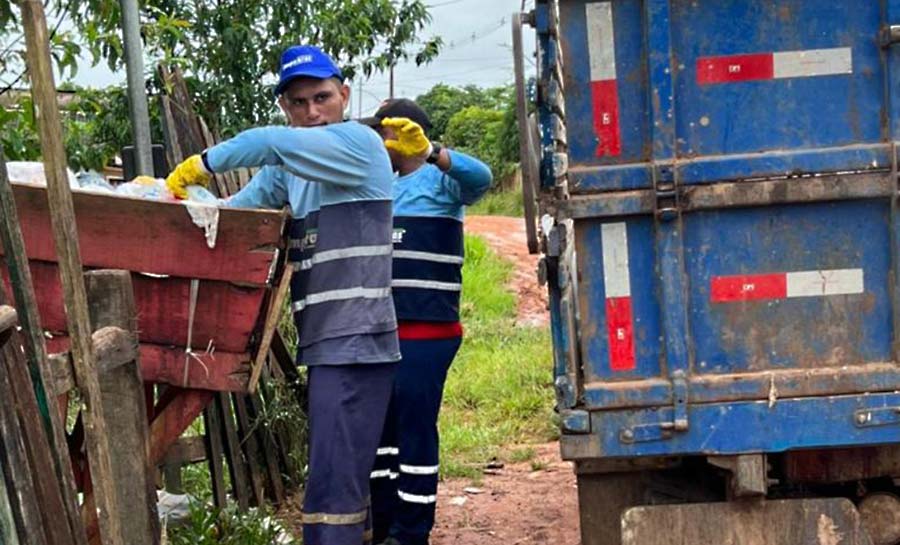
[512,2,900,544]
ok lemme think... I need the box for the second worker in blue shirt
[360,99,492,545]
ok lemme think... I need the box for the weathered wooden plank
[0,334,49,545]
[249,259,292,392]
[21,2,125,540]
[85,271,160,545]
[199,118,235,197]
[203,399,228,509]
[2,183,285,286]
[140,346,251,391]
[247,393,286,504]
[92,326,138,373]
[0,457,21,545]
[161,436,207,466]
[158,95,184,169]
[5,261,266,352]
[156,65,205,160]
[148,389,214,465]
[0,305,16,336]
[218,393,251,511]
[233,394,266,507]
[46,337,251,393]
[0,150,86,544]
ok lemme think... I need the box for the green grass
[438,234,556,479]
[467,187,524,217]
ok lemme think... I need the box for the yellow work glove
[381,117,432,159]
[165,154,211,200]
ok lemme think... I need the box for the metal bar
[119,0,153,176]
[565,391,900,459]
[646,0,676,161]
[18,2,124,543]
[561,173,892,219]
[512,11,540,254]
[581,361,900,411]
[568,145,894,193]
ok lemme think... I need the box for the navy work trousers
[302,362,397,545]
[370,336,462,545]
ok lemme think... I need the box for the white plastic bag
[6,161,79,188]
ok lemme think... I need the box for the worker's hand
[165,155,211,200]
[381,117,432,159]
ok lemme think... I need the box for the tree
[415,83,511,141]
[444,105,516,188]
[67,0,442,136]
[0,0,441,164]
[416,83,520,189]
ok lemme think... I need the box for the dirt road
[428,217,578,545]
[464,215,549,327]
[432,443,579,545]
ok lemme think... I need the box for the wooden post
[0,146,87,545]
[249,262,293,393]
[85,271,161,545]
[0,458,21,545]
[18,2,124,544]
[232,394,266,506]
[203,402,228,509]
[0,292,75,544]
[0,331,48,545]
[217,393,251,511]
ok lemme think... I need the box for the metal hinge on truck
[619,371,689,444]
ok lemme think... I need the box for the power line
[426,0,468,7]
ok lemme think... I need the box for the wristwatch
[426,142,443,164]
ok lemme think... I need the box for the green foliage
[416,83,522,189]
[63,85,164,171]
[440,235,556,479]
[0,98,40,160]
[467,186,524,217]
[444,105,517,184]
[65,0,441,136]
[1,85,164,172]
[415,83,511,141]
[166,501,284,545]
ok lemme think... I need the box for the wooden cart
[0,181,289,488]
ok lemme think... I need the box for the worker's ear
[339,83,351,111]
[277,95,291,123]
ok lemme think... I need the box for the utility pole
[120,0,153,176]
[358,78,363,118]
[389,63,395,99]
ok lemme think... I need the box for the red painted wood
[140,345,250,392]
[3,260,265,352]
[149,388,214,465]
[1,182,285,285]
[590,79,622,157]
[605,296,635,372]
[711,273,787,302]
[697,52,774,84]
[45,336,250,392]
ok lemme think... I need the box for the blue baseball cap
[274,45,343,96]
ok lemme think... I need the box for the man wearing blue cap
[166,45,420,545]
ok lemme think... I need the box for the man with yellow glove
[167,45,400,545]
[360,99,492,545]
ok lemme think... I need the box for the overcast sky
[67,0,536,117]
